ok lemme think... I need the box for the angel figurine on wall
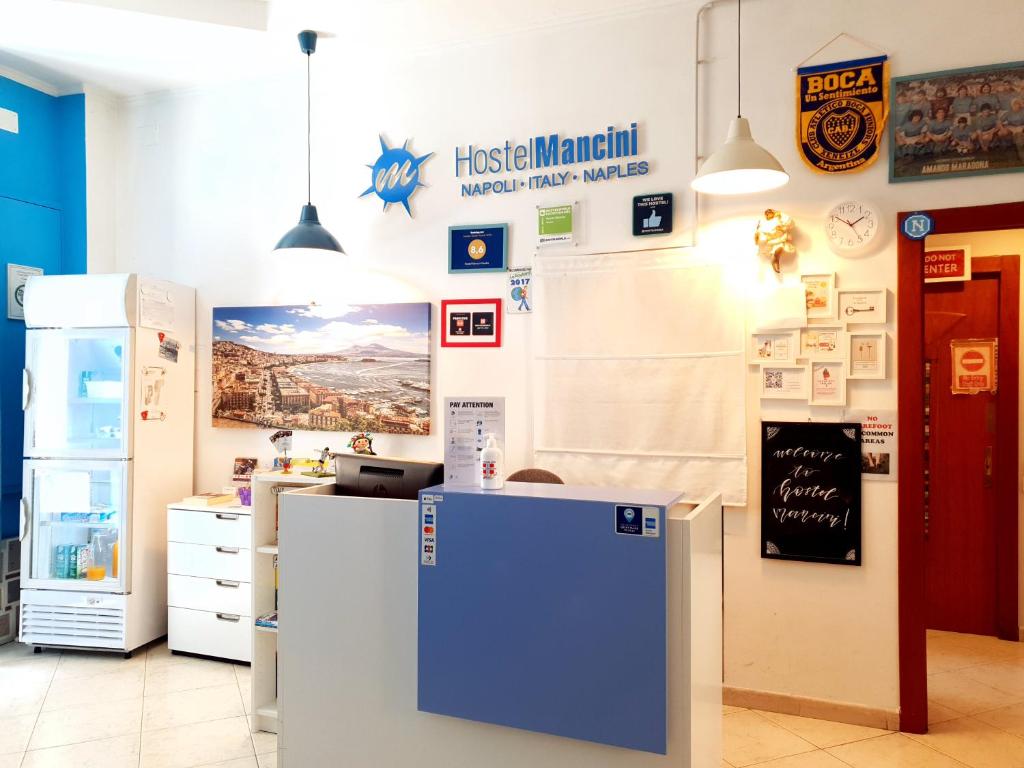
[754,208,796,274]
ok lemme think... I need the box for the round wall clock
[825,200,881,255]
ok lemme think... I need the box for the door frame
[898,200,1024,733]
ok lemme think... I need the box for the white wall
[105,0,1024,717]
[84,84,119,273]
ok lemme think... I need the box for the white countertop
[166,500,249,513]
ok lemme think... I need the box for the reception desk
[277,482,721,767]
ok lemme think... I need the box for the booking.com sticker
[615,504,660,537]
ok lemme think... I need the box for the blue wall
[0,77,87,539]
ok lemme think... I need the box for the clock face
[826,201,879,253]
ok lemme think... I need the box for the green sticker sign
[537,204,574,246]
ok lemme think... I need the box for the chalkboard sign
[762,421,862,566]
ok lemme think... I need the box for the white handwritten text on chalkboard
[762,423,862,565]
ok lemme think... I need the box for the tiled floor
[723,629,1024,768]
[0,640,274,768]
[5,630,1024,767]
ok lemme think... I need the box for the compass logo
[360,135,432,216]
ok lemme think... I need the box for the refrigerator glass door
[23,460,130,593]
[24,328,132,458]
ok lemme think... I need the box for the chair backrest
[506,468,564,484]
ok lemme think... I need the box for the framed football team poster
[890,61,1024,182]
[441,299,502,348]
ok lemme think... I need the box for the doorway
[898,202,1024,734]
[924,253,1018,637]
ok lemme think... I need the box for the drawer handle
[215,546,240,554]
[216,579,240,588]
[216,612,241,622]
[215,513,239,521]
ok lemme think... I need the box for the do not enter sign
[951,339,997,394]
[960,349,985,372]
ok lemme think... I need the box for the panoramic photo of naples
[212,303,431,434]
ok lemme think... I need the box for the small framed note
[838,289,886,324]
[750,331,797,365]
[848,332,887,379]
[760,365,808,400]
[799,325,844,360]
[801,273,835,320]
[809,360,847,406]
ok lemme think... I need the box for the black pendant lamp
[275,30,344,253]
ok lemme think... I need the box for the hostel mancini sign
[454,121,650,198]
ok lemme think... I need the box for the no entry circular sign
[960,349,985,372]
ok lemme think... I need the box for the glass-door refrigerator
[19,274,195,654]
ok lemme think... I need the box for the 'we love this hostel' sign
[761,421,862,566]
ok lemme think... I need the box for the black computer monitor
[333,453,444,500]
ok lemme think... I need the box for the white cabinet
[168,607,250,662]
[166,502,252,662]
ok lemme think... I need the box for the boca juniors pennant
[797,55,889,174]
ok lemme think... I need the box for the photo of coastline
[212,303,431,434]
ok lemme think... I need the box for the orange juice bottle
[112,541,118,578]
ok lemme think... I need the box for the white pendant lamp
[691,0,788,195]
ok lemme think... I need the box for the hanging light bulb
[275,30,344,252]
[691,0,788,195]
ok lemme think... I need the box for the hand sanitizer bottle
[480,434,504,490]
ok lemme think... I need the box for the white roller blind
[531,248,747,506]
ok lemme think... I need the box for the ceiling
[0,0,689,97]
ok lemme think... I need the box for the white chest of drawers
[167,501,252,662]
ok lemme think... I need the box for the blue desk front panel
[417,488,667,754]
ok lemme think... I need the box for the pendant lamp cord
[736,0,741,118]
[306,52,311,205]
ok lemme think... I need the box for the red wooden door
[924,263,1009,635]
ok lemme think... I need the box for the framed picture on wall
[848,332,887,379]
[890,61,1024,183]
[211,303,432,435]
[760,365,808,400]
[838,289,887,324]
[441,299,503,348]
[448,224,509,274]
[799,325,844,360]
[750,331,797,365]
[801,273,835,319]
[809,360,847,406]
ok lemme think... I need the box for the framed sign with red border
[950,338,997,394]
[441,298,502,348]
[924,244,972,283]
